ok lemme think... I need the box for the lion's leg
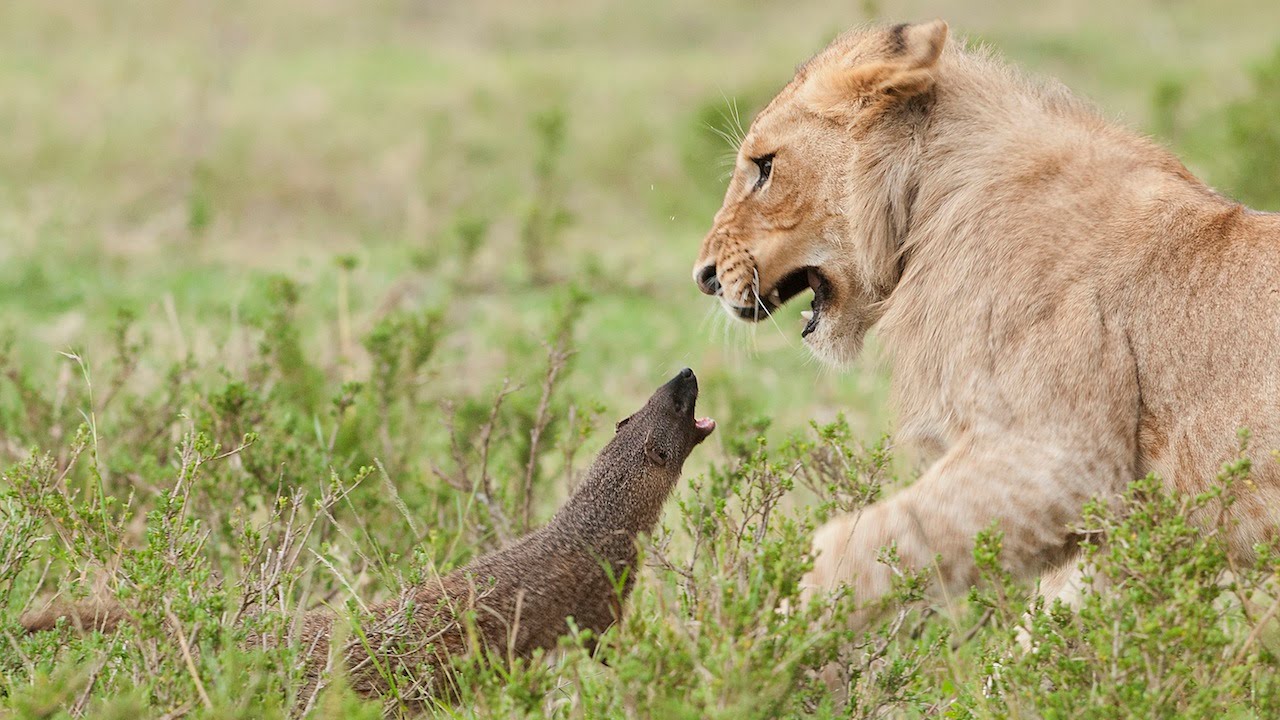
[1037,554,1099,610]
[1016,549,1113,650]
[801,436,1118,628]
[1016,554,1090,650]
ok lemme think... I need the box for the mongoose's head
[610,368,715,480]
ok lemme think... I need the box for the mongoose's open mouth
[693,416,716,443]
[666,368,715,444]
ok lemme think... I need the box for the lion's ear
[895,20,949,77]
[803,20,949,119]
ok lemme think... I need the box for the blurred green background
[4,2,1280,715]
[1,0,1278,463]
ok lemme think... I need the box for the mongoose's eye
[751,154,774,191]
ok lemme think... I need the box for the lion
[692,19,1280,626]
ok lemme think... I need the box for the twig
[156,701,195,720]
[478,379,519,503]
[69,659,105,717]
[164,293,189,360]
[164,607,213,710]
[1233,593,1280,664]
[950,607,994,651]
[376,459,421,539]
[520,340,573,530]
[310,549,370,614]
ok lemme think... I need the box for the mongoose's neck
[546,450,675,546]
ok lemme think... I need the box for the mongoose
[22,368,716,711]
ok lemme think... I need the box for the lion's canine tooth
[769,289,781,304]
[800,310,814,321]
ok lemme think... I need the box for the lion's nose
[695,264,721,296]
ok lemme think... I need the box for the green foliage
[1223,45,1280,210]
[678,88,775,221]
[3,2,1280,717]
[520,107,574,285]
[188,161,215,237]
[8,281,1280,716]
[0,305,935,717]
[250,275,328,416]
[1150,77,1187,144]
[961,457,1280,720]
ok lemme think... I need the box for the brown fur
[19,599,129,634]
[23,370,714,713]
[692,20,1280,626]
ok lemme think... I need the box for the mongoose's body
[26,369,715,712]
[289,476,672,703]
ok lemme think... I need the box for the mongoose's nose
[662,368,699,413]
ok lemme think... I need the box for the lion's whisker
[729,96,747,145]
[705,119,742,153]
[749,270,796,350]
[716,91,747,148]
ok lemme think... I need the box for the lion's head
[692,20,949,365]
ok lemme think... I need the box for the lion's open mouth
[732,267,830,338]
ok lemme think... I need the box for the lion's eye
[751,154,774,191]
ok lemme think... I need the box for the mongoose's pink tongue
[694,417,716,438]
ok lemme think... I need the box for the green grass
[3,0,1280,717]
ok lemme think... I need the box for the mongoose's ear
[803,20,948,119]
[616,414,635,433]
[643,430,670,466]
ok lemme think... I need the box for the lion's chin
[801,305,868,368]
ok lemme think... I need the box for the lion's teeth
[769,289,781,304]
[800,310,814,321]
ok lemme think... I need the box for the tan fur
[19,599,129,634]
[693,21,1280,624]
